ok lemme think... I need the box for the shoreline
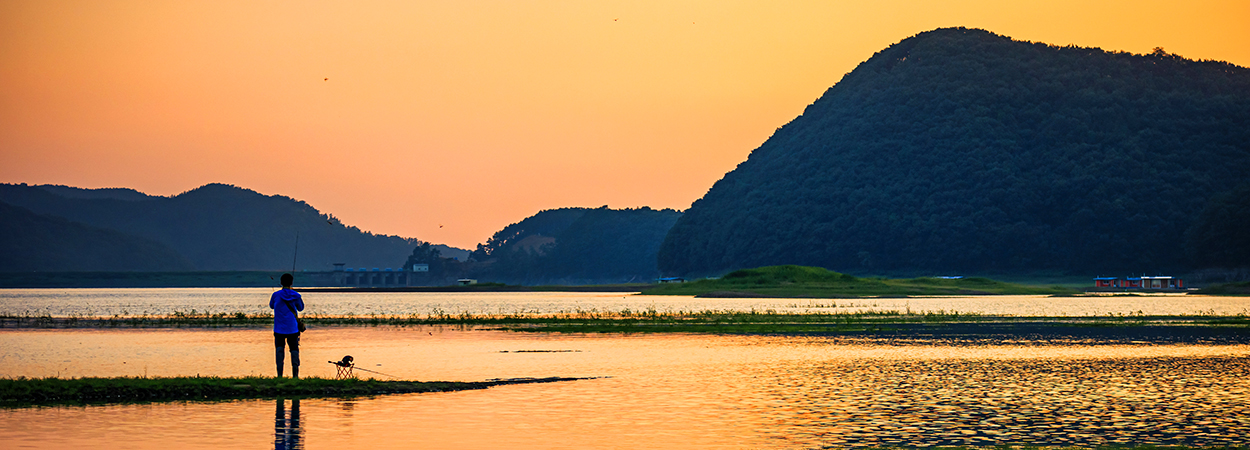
[2,313,1247,342]
[2,278,1240,297]
[0,375,595,408]
[293,284,647,293]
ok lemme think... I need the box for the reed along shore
[0,376,591,407]
[3,310,1248,342]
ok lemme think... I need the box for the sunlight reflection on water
[2,288,1249,317]
[1,327,1248,449]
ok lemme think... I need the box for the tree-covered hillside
[0,183,456,271]
[0,201,195,272]
[659,28,1250,277]
[470,206,682,284]
[1185,182,1250,270]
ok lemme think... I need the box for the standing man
[270,273,304,378]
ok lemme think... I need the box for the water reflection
[274,399,302,450]
[1,329,1247,449]
[750,356,1250,448]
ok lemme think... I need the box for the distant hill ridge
[469,206,682,284]
[659,27,1250,276]
[0,183,462,271]
[0,201,194,272]
[35,185,151,201]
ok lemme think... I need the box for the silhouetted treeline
[0,201,195,272]
[0,183,458,271]
[1185,182,1250,270]
[659,27,1250,277]
[468,206,682,284]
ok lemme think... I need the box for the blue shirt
[270,288,304,334]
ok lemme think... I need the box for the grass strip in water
[495,313,1250,338]
[3,310,1249,337]
[0,375,589,407]
[641,265,1080,298]
[1195,280,1250,296]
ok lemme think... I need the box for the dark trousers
[274,332,300,351]
[274,332,301,377]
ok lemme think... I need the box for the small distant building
[1140,276,1183,289]
[1092,275,1183,289]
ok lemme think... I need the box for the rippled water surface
[1,290,1249,449]
[2,327,1249,449]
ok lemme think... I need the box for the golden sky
[2,0,1248,249]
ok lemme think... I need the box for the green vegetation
[642,265,1077,297]
[1185,181,1250,269]
[0,201,194,272]
[0,375,586,407]
[6,306,1246,335]
[659,27,1250,277]
[1195,281,1250,296]
[467,206,682,284]
[0,183,458,271]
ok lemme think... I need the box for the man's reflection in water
[274,398,303,450]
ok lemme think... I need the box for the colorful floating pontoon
[1093,276,1184,289]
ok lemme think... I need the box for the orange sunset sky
[2,1,1248,250]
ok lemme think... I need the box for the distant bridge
[331,263,428,287]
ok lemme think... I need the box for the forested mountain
[659,27,1250,277]
[0,201,195,271]
[0,183,458,271]
[469,206,682,284]
[1185,182,1250,270]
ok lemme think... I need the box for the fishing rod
[329,355,401,378]
[351,366,401,378]
[270,232,301,290]
[291,232,299,273]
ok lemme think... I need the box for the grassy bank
[485,311,1250,336]
[1195,281,1250,296]
[642,266,1079,298]
[0,375,588,407]
[4,309,1248,337]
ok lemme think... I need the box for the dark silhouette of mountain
[659,27,1250,277]
[0,183,460,271]
[469,206,682,284]
[470,207,589,262]
[0,201,195,271]
[34,185,151,201]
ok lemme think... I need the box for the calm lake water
[2,288,1249,317]
[2,290,1249,449]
